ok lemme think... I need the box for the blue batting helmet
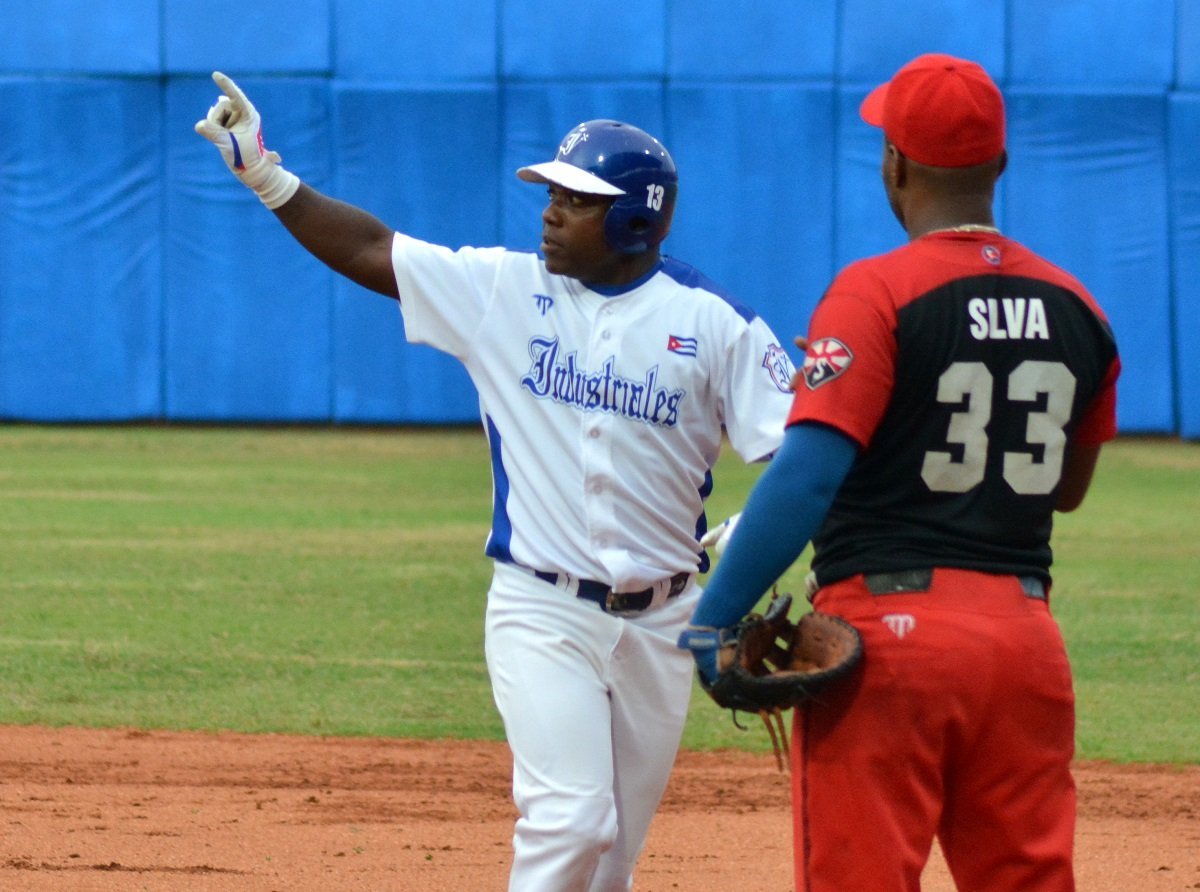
[517,119,678,254]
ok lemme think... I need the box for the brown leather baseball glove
[703,593,863,767]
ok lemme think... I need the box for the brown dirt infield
[1,725,1196,891]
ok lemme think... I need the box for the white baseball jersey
[392,232,795,592]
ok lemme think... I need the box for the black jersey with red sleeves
[788,232,1120,586]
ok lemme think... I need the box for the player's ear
[885,142,907,188]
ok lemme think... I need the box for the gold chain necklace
[928,223,1001,235]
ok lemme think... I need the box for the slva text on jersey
[967,297,1050,340]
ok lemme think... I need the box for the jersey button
[588,428,601,439]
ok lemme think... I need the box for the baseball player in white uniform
[195,72,795,891]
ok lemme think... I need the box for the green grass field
[0,425,1196,762]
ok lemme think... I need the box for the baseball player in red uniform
[681,53,1121,891]
[194,74,795,891]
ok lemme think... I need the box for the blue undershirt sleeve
[689,421,858,632]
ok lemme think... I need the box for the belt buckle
[605,589,638,615]
[865,569,933,595]
[605,574,688,615]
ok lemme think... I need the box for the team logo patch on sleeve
[761,343,795,393]
[802,337,853,389]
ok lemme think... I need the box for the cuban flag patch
[802,337,853,389]
[667,334,698,357]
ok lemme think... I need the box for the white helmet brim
[516,160,626,196]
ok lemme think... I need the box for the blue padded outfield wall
[1,0,1197,435]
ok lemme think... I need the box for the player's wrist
[677,625,733,686]
[246,163,300,209]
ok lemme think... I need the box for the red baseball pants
[793,568,1076,892]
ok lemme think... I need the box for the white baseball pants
[484,561,699,892]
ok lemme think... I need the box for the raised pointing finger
[212,71,248,114]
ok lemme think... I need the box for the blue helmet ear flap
[604,181,678,254]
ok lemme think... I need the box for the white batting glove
[194,71,300,209]
[700,512,741,556]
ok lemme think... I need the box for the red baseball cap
[859,53,1005,168]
